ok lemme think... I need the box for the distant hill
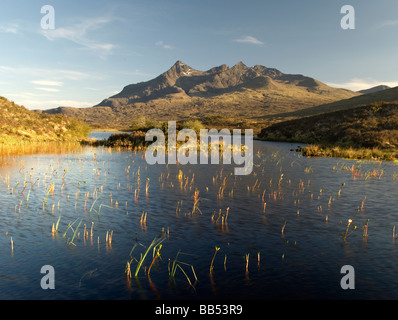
[0,96,91,144]
[258,101,398,159]
[42,61,360,131]
[262,85,398,120]
[359,85,391,94]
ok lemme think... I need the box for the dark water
[0,133,397,300]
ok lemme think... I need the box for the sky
[1,0,398,110]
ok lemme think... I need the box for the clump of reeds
[90,222,94,239]
[20,181,27,195]
[176,201,182,216]
[140,211,147,230]
[189,189,202,215]
[281,220,287,234]
[148,244,163,276]
[209,246,220,274]
[338,185,343,197]
[89,199,112,216]
[257,252,261,269]
[106,230,113,246]
[51,215,61,237]
[145,178,150,197]
[245,253,250,273]
[278,173,284,187]
[134,188,140,202]
[350,165,362,179]
[43,182,55,206]
[63,218,82,247]
[342,219,357,242]
[365,168,384,180]
[217,176,229,199]
[126,235,165,278]
[126,261,132,279]
[328,194,333,208]
[211,208,229,231]
[360,196,367,212]
[168,250,198,288]
[363,219,369,239]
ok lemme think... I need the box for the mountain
[359,85,391,94]
[0,96,90,144]
[43,61,360,130]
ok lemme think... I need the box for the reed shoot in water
[209,246,220,274]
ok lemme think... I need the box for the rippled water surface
[0,133,397,299]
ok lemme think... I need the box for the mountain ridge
[359,85,391,94]
[43,60,361,131]
[264,85,398,120]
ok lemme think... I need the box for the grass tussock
[84,131,149,149]
[85,119,250,153]
[302,145,398,161]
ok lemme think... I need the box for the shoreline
[1,130,397,162]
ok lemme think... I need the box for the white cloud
[0,24,18,34]
[326,78,398,91]
[36,87,60,92]
[4,92,51,99]
[233,35,264,45]
[375,20,398,29]
[41,17,116,56]
[43,100,95,108]
[31,80,63,86]
[0,65,101,81]
[4,93,95,110]
[155,41,172,49]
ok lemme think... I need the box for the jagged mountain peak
[232,61,248,69]
[168,60,190,72]
[163,60,203,79]
[206,64,229,74]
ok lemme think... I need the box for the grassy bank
[0,141,85,156]
[259,101,398,161]
[301,145,398,161]
[0,97,91,146]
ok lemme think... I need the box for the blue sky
[1,0,398,110]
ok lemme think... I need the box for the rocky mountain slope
[43,61,361,130]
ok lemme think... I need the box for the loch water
[0,132,397,300]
